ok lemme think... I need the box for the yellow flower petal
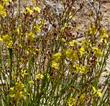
[51,61,59,70]
[0,37,3,42]
[34,6,41,13]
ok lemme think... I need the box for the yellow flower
[9,87,14,93]
[31,0,36,3]
[10,94,15,98]
[100,28,108,44]
[79,93,85,104]
[65,49,78,61]
[15,81,25,91]
[14,91,25,101]
[92,47,102,57]
[2,34,13,48]
[28,80,34,85]
[34,25,41,32]
[92,86,103,98]
[16,27,20,35]
[21,69,28,78]
[100,28,108,38]
[65,49,73,59]
[61,38,66,42]
[18,91,24,99]
[0,37,3,42]
[35,73,44,80]
[88,25,97,35]
[2,0,12,6]
[27,32,35,41]
[79,47,85,57]
[75,64,88,74]
[9,82,27,101]
[6,40,12,48]
[100,38,107,44]
[0,4,7,17]
[52,52,62,61]
[33,6,41,13]
[51,61,59,70]
[2,34,11,42]
[69,40,78,47]
[26,7,33,15]
[67,97,76,106]
[9,87,15,98]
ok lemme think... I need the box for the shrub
[0,0,110,106]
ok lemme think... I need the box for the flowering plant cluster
[0,0,110,106]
